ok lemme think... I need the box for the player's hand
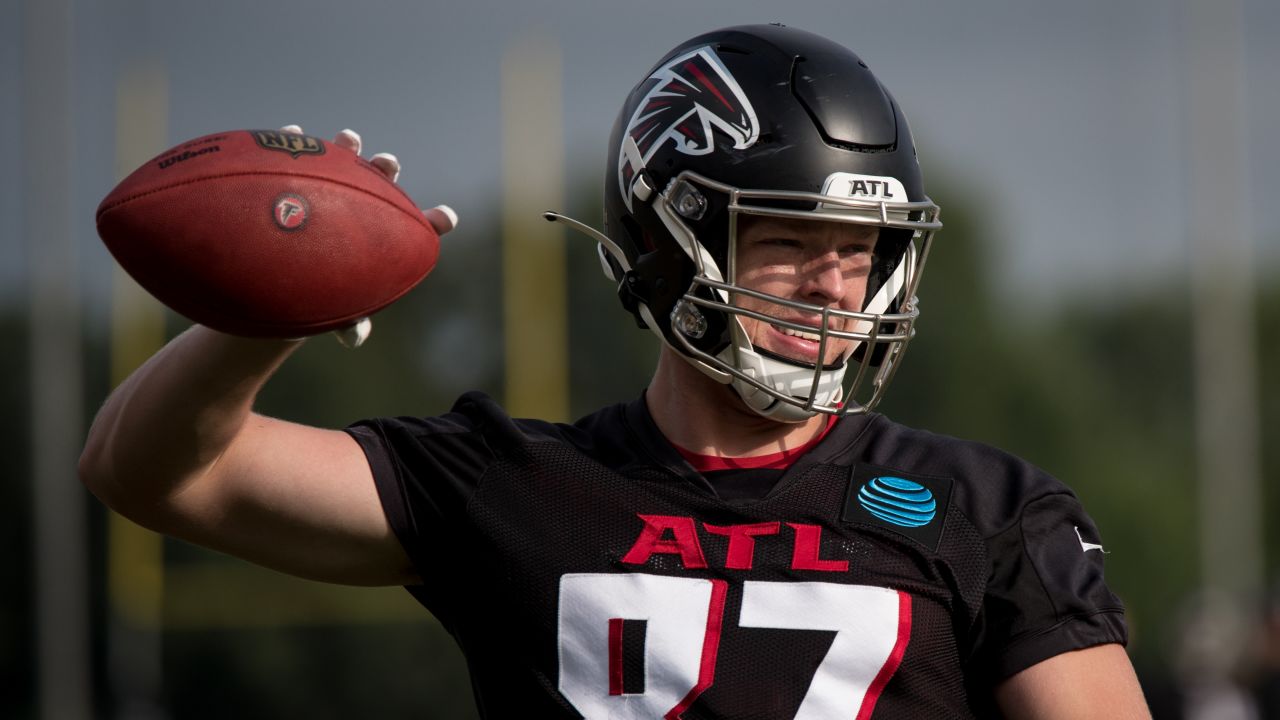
[280,125,457,348]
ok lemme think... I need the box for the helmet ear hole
[615,214,644,251]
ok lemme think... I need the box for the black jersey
[346,392,1126,719]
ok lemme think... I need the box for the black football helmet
[548,24,940,420]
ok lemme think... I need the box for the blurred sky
[4,0,1278,316]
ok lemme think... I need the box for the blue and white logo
[858,476,937,528]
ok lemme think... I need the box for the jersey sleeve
[344,393,503,617]
[974,489,1128,681]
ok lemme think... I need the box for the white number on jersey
[557,572,911,720]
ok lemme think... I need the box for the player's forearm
[79,324,301,519]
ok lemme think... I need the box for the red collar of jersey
[674,413,839,472]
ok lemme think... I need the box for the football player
[81,24,1151,718]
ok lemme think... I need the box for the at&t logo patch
[273,193,309,230]
[858,476,936,527]
[842,463,953,550]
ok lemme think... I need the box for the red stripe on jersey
[676,414,837,472]
[665,579,728,719]
[607,617,625,696]
[857,591,913,720]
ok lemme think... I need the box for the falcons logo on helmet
[618,46,759,209]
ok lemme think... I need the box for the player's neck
[646,347,828,459]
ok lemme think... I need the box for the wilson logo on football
[273,194,309,230]
[253,129,325,158]
[156,145,220,171]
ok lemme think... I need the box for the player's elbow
[78,418,161,523]
[79,439,181,536]
[79,425,124,511]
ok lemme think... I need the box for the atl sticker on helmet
[821,173,907,201]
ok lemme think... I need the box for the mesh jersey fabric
[345,391,1127,719]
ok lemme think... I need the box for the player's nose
[799,251,849,304]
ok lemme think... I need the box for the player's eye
[839,243,874,256]
[759,237,803,249]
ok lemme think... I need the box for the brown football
[96,129,440,337]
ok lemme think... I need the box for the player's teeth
[778,326,821,341]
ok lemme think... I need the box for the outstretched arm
[995,643,1151,719]
[80,128,454,586]
[80,326,414,585]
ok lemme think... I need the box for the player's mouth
[776,324,822,342]
[766,319,847,364]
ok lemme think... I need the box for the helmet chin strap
[727,342,846,423]
[709,312,845,423]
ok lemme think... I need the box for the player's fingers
[424,205,457,236]
[280,124,304,134]
[334,317,372,349]
[369,152,400,182]
[333,128,362,155]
